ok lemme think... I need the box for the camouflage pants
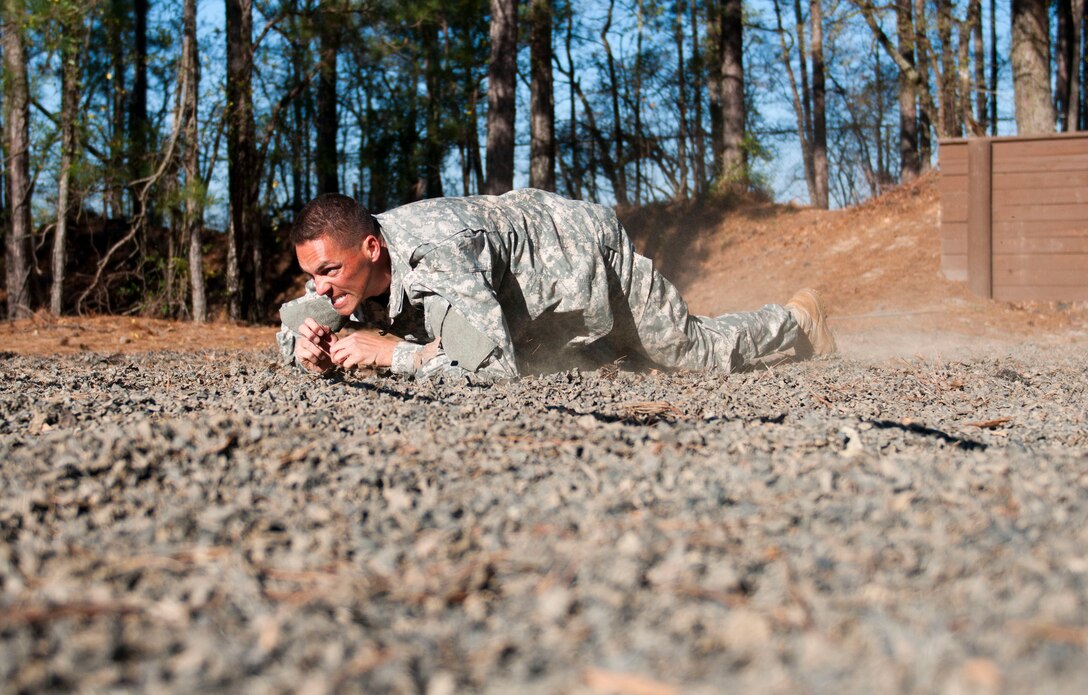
[608,241,803,373]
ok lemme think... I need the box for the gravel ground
[2,346,1087,694]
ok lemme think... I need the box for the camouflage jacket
[374,188,635,381]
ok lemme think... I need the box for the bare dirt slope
[0,314,273,356]
[4,173,1085,358]
[622,173,1087,360]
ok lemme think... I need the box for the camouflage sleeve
[389,344,509,383]
[397,232,522,381]
[390,341,425,374]
[387,295,516,382]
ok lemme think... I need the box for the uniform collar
[375,215,411,320]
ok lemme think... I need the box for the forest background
[1,0,1084,322]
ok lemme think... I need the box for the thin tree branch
[851,0,946,138]
[30,97,108,161]
[76,46,192,313]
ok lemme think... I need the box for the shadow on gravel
[334,376,440,404]
[864,418,987,451]
[545,400,990,450]
[545,403,787,426]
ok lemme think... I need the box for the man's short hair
[290,194,380,248]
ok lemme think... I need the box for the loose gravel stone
[1,345,1086,693]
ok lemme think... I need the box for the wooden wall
[939,133,1088,302]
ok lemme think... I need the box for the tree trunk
[874,47,887,188]
[989,0,998,133]
[1,59,6,228]
[674,0,688,200]
[108,0,127,218]
[365,89,390,210]
[1011,0,1055,134]
[303,72,314,201]
[288,0,309,211]
[718,0,746,187]
[1070,0,1084,129]
[183,0,205,322]
[706,0,722,179]
[563,0,581,199]
[226,0,259,321]
[485,0,516,195]
[956,0,981,134]
[791,0,814,197]
[914,0,932,169]
[422,18,445,199]
[530,0,556,191]
[459,138,470,196]
[1058,0,1085,130]
[633,0,644,204]
[773,0,815,200]
[2,0,32,318]
[465,82,485,195]
[1058,0,1072,130]
[896,0,920,182]
[601,0,629,205]
[971,0,986,130]
[315,0,340,194]
[689,0,706,193]
[130,0,149,215]
[1080,2,1087,129]
[397,88,421,203]
[810,0,828,208]
[360,96,374,204]
[52,14,84,315]
[164,183,178,310]
[935,0,958,136]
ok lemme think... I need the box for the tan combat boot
[786,288,837,357]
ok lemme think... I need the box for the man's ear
[362,234,382,262]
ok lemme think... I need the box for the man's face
[296,233,381,316]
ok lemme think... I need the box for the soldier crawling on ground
[276,189,836,380]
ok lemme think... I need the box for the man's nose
[314,278,332,296]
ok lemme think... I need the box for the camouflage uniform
[279,188,804,380]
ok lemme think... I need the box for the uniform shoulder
[377,196,498,242]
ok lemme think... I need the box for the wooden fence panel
[994,219,1087,235]
[939,133,1088,301]
[939,141,969,281]
[940,142,969,174]
[991,188,1088,206]
[993,171,1088,190]
[990,136,1088,158]
[993,237,1088,254]
[995,286,1088,302]
[941,191,968,222]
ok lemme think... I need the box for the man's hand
[329,328,401,369]
[295,317,339,374]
